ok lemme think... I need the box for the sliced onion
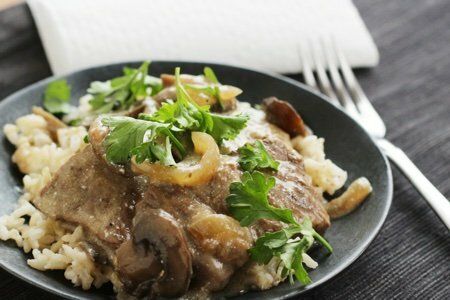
[326,177,373,219]
[131,132,220,186]
[218,85,242,100]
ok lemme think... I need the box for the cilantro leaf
[43,79,72,114]
[226,171,296,226]
[238,141,280,172]
[101,116,184,165]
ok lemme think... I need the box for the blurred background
[0,0,20,10]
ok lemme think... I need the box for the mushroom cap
[133,204,193,297]
[116,239,164,297]
[262,97,307,137]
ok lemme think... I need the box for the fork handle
[377,139,450,230]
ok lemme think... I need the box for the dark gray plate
[0,62,392,299]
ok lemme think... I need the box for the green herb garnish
[88,61,162,113]
[185,66,223,109]
[68,118,82,126]
[101,116,184,165]
[249,218,332,284]
[238,141,280,172]
[227,171,295,226]
[203,66,219,83]
[140,67,248,144]
[226,171,332,285]
[43,79,71,114]
[101,67,248,165]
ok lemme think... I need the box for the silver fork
[300,39,450,230]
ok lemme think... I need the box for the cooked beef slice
[35,145,137,252]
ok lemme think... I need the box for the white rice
[1,113,109,290]
[291,135,347,195]
[1,109,350,293]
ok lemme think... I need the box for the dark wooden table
[0,1,449,299]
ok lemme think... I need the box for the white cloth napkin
[27,0,379,75]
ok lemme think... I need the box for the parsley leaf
[238,141,280,172]
[209,114,249,142]
[203,66,219,83]
[203,66,223,108]
[185,67,222,108]
[88,61,161,113]
[141,67,248,144]
[226,170,332,286]
[101,116,184,165]
[249,218,332,285]
[43,79,72,114]
[101,66,247,166]
[280,235,313,284]
[249,224,302,264]
[226,171,296,226]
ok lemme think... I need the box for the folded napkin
[28,0,379,75]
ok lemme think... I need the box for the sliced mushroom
[153,86,176,104]
[262,97,307,137]
[32,106,67,140]
[131,132,220,186]
[126,102,147,118]
[133,205,192,297]
[116,239,164,297]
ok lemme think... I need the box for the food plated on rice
[1,62,373,299]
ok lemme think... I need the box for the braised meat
[35,145,137,254]
[33,99,329,298]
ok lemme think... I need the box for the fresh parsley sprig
[227,171,296,226]
[43,79,72,114]
[140,67,248,144]
[101,67,248,166]
[238,141,280,172]
[88,61,162,113]
[184,67,224,109]
[249,218,332,284]
[225,171,332,285]
[101,116,184,165]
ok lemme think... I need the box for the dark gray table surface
[0,1,449,299]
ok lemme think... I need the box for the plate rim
[0,60,393,299]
